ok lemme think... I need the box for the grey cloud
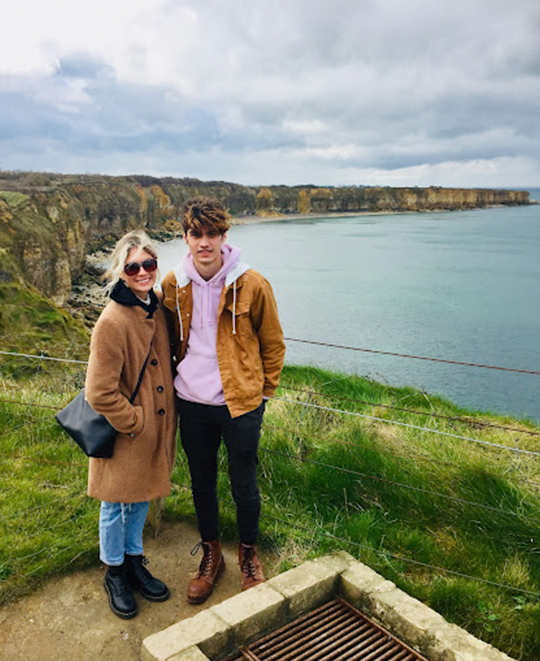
[54,54,113,80]
[1,0,540,185]
[0,65,223,156]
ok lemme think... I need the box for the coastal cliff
[0,171,530,306]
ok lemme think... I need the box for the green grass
[0,283,90,377]
[0,371,99,601]
[2,361,540,659]
[0,191,30,208]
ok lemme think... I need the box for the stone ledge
[338,557,515,661]
[210,583,286,652]
[142,552,516,661]
[266,551,349,617]
[142,609,229,661]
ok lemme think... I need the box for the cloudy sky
[1,0,539,187]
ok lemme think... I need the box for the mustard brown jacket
[161,262,285,418]
[85,283,177,503]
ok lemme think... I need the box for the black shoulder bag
[55,344,153,458]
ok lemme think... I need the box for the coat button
[151,359,158,366]
[157,385,164,393]
[158,408,165,416]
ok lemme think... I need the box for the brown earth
[0,520,280,661]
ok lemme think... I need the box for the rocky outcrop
[284,185,530,214]
[0,171,531,305]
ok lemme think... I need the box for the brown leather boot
[187,540,225,604]
[239,543,265,591]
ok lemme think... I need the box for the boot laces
[129,555,152,580]
[241,546,257,578]
[191,541,214,578]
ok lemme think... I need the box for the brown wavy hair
[182,198,231,235]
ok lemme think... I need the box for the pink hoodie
[174,244,241,405]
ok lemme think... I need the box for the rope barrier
[0,350,87,365]
[3,339,540,376]
[279,385,540,437]
[262,419,466,472]
[262,510,540,598]
[0,398,61,411]
[273,397,540,457]
[2,391,539,461]
[261,447,539,521]
[4,414,537,514]
[284,337,540,376]
[262,419,540,491]
[4,431,536,522]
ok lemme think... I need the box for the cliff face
[0,171,531,305]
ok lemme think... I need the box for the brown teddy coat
[85,286,177,503]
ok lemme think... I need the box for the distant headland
[0,170,531,307]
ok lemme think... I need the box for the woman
[85,230,177,619]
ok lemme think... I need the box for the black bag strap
[128,342,153,404]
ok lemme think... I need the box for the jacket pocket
[226,301,253,338]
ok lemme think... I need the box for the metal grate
[225,598,431,661]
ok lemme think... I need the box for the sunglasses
[123,258,158,276]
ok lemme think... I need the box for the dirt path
[0,520,280,661]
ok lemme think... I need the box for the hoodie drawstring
[177,279,237,339]
[232,280,237,335]
[176,285,184,342]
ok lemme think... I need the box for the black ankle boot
[126,555,170,602]
[104,563,138,619]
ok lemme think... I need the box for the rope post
[146,498,165,538]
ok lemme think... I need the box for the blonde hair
[104,229,159,287]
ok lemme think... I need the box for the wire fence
[284,337,540,376]
[273,396,540,457]
[280,385,540,437]
[261,509,540,598]
[1,341,540,602]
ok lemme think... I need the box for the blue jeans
[99,501,150,566]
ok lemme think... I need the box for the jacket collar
[173,261,251,288]
[109,279,159,318]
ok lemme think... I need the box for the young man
[162,198,285,603]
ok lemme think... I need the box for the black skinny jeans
[178,398,265,545]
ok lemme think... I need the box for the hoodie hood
[183,243,240,329]
[173,244,251,289]
[183,242,241,286]
[172,244,251,341]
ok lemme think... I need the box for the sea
[156,189,540,423]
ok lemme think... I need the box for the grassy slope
[0,289,92,601]
[0,283,90,368]
[1,361,540,659]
